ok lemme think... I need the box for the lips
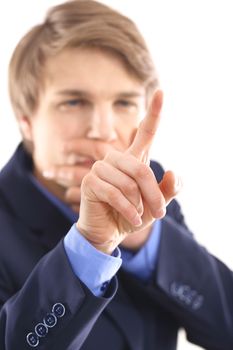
[77,158,95,168]
[66,154,95,167]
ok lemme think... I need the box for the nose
[86,105,117,142]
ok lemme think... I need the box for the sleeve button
[192,295,204,310]
[26,332,39,347]
[52,302,66,318]
[100,281,109,292]
[35,323,48,337]
[44,313,57,328]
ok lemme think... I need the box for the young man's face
[20,48,147,193]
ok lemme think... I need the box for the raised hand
[77,90,180,254]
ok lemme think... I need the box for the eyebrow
[56,89,144,99]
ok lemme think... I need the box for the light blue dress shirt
[29,174,162,296]
[64,225,122,296]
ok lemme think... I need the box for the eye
[65,99,88,107]
[58,98,91,111]
[115,100,135,108]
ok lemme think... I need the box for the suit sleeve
[0,241,117,350]
[152,212,233,350]
[140,161,233,348]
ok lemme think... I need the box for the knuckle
[81,173,94,188]
[135,162,150,179]
[107,187,120,204]
[123,180,138,196]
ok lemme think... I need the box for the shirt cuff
[121,220,162,282]
[64,224,122,297]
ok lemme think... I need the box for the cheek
[32,130,62,168]
[31,120,65,167]
[32,117,87,167]
[48,113,87,142]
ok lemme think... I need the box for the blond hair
[9,0,158,118]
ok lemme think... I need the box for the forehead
[43,48,145,97]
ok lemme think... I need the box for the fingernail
[155,207,166,218]
[42,170,54,179]
[137,204,144,216]
[133,214,142,227]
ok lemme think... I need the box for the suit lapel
[0,144,72,250]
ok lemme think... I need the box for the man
[0,1,232,349]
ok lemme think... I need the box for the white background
[0,1,233,349]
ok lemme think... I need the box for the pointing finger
[127,89,163,159]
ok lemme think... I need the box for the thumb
[159,171,182,205]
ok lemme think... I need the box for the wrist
[76,222,118,255]
[121,225,153,251]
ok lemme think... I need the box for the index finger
[127,89,163,159]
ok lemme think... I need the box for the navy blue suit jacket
[0,144,232,349]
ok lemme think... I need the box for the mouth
[66,154,96,167]
[77,158,96,168]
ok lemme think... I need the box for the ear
[18,116,33,141]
